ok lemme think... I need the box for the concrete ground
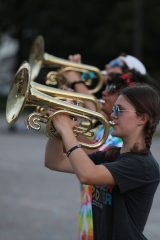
[0,113,160,240]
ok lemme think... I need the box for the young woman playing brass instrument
[45,84,160,240]
[60,53,160,240]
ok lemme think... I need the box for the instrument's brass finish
[33,81,101,112]
[29,35,105,94]
[6,62,109,149]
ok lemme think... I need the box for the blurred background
[0,0,160,239]
[0,0,160,102]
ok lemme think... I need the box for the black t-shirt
[90,150,160,240]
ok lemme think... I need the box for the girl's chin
[111,130,121,138]
[111,130,116,136]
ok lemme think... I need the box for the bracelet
[70,80,84,89]
[66,144,82,157]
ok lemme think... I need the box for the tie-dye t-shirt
[78,125,123,240]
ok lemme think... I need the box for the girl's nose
[110,111,118,119]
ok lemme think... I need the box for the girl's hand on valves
[51,112,77,136]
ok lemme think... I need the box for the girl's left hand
[51,111,77,135]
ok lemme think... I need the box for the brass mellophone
[6,62,109,149]
[29,35,106,94]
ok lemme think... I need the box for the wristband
[66,144,82,157]
[70,80,84,89]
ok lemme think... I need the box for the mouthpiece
[101,70,107,76]
[109,121,115,126]
[98,99,105,104]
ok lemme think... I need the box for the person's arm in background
[65,54,108,119]
[59,54,109,154]
[62,54,96,111]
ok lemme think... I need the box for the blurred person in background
[62,53,147,104]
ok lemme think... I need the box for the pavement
[0,113,160,240]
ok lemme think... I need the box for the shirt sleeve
[103,154,151,193]
[89,151,107,165]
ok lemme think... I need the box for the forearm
[45,136,73,173]
[77,134,99,155]
[61,129,97,183]
[63,67,96,111]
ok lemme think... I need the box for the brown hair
[121,84,160,152]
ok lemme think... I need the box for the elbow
[78,167,97,185]
[78,176,86,184]
[44,162,50,170]
[78,173,92,185]
[44,157,54,170]
[44,161,52,170]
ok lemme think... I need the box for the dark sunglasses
[112,105,136,117]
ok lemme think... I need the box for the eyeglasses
[112,105,136,117]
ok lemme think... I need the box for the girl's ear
[137,113,149,126]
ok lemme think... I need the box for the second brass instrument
[29,35,105,94]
